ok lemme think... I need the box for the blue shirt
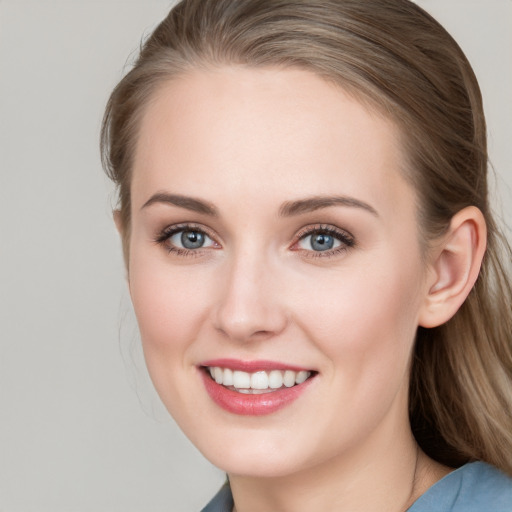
[201,462,512,511]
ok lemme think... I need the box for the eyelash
[153,223,219,257]
[293,224,355,259]
[154,223,355,258]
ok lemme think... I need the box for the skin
[123,66,484,511]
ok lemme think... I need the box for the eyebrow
[141,192,218,216]
[141,192,378,218]
[279,196,379,217]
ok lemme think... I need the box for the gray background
[0,1,510,511]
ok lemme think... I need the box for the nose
[213,250,288,342]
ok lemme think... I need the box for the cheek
[287,256,425,451]
[294,255,424,381]
[127,254,219,422]
[128,254,212,363]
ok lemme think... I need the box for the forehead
[132,66,414,219]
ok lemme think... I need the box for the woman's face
[128,66,431,477]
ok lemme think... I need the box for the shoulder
[200,482,233,512]
[409,462,512,512]
[200,464,512,511]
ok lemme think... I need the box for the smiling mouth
[200,362,317,415]
[204,366,314,394]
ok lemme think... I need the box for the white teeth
[214,367,223,384]
[233,370,251,389]
[268,370,283,389]
[283,370,296,388]
[296,370,309,384]
[223,368,234,386]
[207,367,312,391]
[251,371,269,390]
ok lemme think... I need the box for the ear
[113,209,123,235]
[418,206,487,328]
[113,209,131,280]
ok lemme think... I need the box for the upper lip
[200,358,313,373]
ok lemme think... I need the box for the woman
[101,0,512,510]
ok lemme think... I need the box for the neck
[229,424,449,512]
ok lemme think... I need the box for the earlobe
[419,206,487,328]
[113,209,124,235]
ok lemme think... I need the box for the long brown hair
[101,0,512,474]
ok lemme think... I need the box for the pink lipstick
[199,359,316,415]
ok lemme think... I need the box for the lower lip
[200,370,314,416]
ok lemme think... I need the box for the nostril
[212,261,288,341]
[214,324,282,343]
[213,308,287,342]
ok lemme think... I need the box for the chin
[183,421,322,478]
[208,447,307,478]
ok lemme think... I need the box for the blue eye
[298,232,341,252]
[169,229,215,250]
[296,226,354,254]
[154,224,218,254]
